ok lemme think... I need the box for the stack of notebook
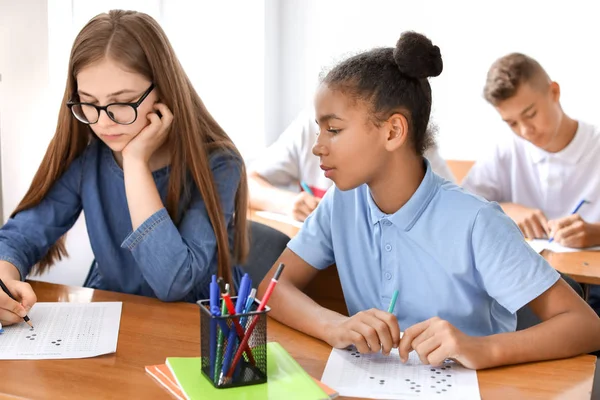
[145,342,338,400]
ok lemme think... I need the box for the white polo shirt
[251,110,456,198]
[462,121,600,221]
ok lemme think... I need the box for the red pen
[225,263,285,380]
[221,291,256,366]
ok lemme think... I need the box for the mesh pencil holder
[198,297,269,389]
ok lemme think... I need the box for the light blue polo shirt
[288,160,559,336]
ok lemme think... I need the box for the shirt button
[383,220,392,226]
[385,243,392,252]
[384,272,392,280]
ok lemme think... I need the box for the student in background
[259,32,600,369]
[463,53,600,246]
[462,53,600,314]
[0,10,248,326]
[248,110,455,222]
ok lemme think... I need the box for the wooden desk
[544,250,600,286]
[248,209,301,239]
[0,281,595,399]
[447,160,475,184]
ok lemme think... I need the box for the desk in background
[0,281,595,400]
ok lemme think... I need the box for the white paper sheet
[0,302,122,360]
[254,211,304,228]
[322,347,480,400]
[527,239,600,253]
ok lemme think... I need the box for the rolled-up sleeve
[121,152,242,301]
[0,156,84,279]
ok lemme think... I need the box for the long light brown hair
[13,10,248,290]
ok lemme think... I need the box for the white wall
[0,0,94,286]
[160,1,266,159]
[275,0,600,160]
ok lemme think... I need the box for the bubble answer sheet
[0,302,122,360]
[322,347,481,400]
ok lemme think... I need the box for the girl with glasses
[0,10,248,325]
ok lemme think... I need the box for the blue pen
[209,275,220,379]
[300,181,315,196]
[233,287,257,380]
[240,288,257,326]
[549,199,589,243]
[219,274,251,383]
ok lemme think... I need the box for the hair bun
[393,31,443,79]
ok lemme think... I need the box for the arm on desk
[248,172,319,222]
[259,248,400,355]
[489,278,600,367]
[500,202,550,239]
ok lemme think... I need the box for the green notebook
[166,342,328,400]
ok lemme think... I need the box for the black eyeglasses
[67,83,155,125]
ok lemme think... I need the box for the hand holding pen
[548,200,594,248]
[0,278,35,328]
[291,181,320,222]
[322,290,400,357]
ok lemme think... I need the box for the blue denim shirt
[0,139,242,302]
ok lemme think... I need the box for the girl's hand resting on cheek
[122,103,173,164]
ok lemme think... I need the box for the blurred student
[249,110,455,222]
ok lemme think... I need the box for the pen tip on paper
[26,321,34,329]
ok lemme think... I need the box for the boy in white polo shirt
[249,109,455,222]
[462,53,600,314]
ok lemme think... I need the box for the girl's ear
[384,113,410,152]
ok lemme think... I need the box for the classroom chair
[242,221,291,288]
[516,273,583,330]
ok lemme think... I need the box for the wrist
[122,154,151,171]
[590,223,600,246]
[320,314,347,346]
[480,335,503,368]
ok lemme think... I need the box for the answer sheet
[0,302,122,360]
[322,347,480,400]
[527,239,600,253]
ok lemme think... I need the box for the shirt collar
[527,121,589,165]
[366,158,440,231]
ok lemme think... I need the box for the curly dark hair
[322,31,443,155]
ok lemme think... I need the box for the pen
[549,199,589,243]
[225,263,285,381]
[234,287,257,379]
[300,181,315,196]
[220,274,252,383]
[214,283,230,382]
[0,278,33,328]
[387,290,399,313]
[209,275,219,379]
[220,289,256,366]
[240,288,257,326]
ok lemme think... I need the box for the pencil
[0,278,33,328]
[387,290,399,313]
